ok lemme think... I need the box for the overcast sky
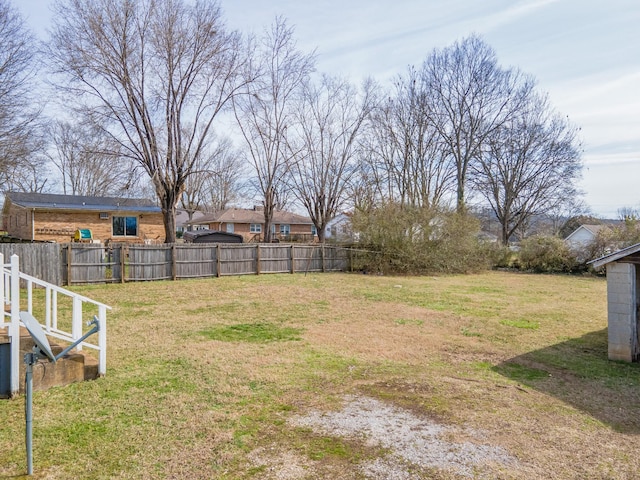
[15,0,640,218]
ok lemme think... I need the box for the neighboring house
[176,209,207,235]
[325,213,356,243]
[2,192,164,244]
[189,206,316,243]
[564,224,609,249]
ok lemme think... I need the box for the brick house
[2,192,164,244]
[189,206,317,243]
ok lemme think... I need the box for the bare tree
[472,92,582,244]
[48,120,142,196]
[421,35,532,212]
[0,0,43,191]
[202,141,247,212]
[2,155,50,193]
[366,67,455,209]
[181,134,245,222]
[233,17,315,242]
[48,0,250,242]
[289,75,375,242]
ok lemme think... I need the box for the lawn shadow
[493,328,640,434]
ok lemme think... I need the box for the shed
[182,229,243,244]
[589,243,640,362]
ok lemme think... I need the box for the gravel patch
[289,395,517,478]
[248,446,311,480]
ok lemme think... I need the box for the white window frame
[226,223,234,233]
[250,223,262,233]
[280,224,290,235]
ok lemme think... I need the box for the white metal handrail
[1,253,111,396]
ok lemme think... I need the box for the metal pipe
[55,317,100,361]
[25,350,36,476]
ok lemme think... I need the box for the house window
[280,224,290,235]
[250,223,262,233]
[226,223,234,233]
[271,224,276,234]
[113,216,138,237]
[311,225,317,236]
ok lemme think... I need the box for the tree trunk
[501,222,509,246]
[160,192,179,244]
[263,204,274,243]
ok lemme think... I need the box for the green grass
[500,319,540,329]
[200,323,303,343]
[1,271,639,479]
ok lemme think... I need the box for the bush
[517,235,577,273]
[351,203,493,274]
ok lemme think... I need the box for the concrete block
[609,345,633,362]
[609,303,634,315]
[608,327,632,345]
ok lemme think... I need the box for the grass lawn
[1,271,639,479]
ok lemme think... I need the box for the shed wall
[606,262,640,361]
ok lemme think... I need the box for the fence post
[290,245,295,274]
[120,245,126,283]
[171,243,177,280]
[256,244,261,275]
[321,244,325,273]
[10,254,20,396]
[66,244,72,286]
[216,244,221,277]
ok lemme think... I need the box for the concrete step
[1,326,99,395]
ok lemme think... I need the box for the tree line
[0,0,582,247]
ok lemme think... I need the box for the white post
[27,279,33,313]
[52,291,58,330]
[0,253,4,327]
[72,297,83,351]
[10,254,20,396]
[45,287,52,332]
[98,304,107,376]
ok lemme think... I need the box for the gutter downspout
[31,208,35,241]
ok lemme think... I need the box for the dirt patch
[288,395,517,478]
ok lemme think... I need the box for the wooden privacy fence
[0,243,62,286]
[62,243,350,285]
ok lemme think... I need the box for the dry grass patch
[1,271,639,479]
